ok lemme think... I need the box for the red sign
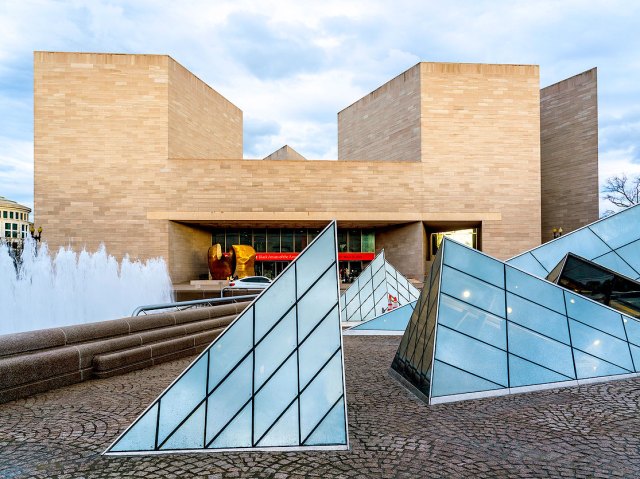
[338,252,375,261]
[255,252,375,262]
[255,253,298,261]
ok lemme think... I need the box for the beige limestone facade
[33,52,598,284]
[540,68,599,243]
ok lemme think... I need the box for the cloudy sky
[1,0,639,214]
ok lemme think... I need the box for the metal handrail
[219,286,266,298]
[132,294,257,316]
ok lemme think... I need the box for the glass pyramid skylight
[341,250,419,322]
[343,301,417,335]
[391,237,640,405]
[507,204,640,280]
[105,221,348,454]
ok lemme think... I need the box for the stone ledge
[0,302,249,404]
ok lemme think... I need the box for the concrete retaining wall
[0,301,251,404]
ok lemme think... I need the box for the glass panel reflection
[438,294,506,349]
[568,319,633,371]
[506,293,570,344]
[440,266,506,318]
[588,205,640,250]
[529,227,610,271]
[431,360,503,397]
[573,350,630,379]
[444,240,504,288]
[508,354,572,388]
[434,326,507,386]
[507,252,549,278]
[507,323,575,378]
[506,266,565,314]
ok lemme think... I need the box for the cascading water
[0,238,173,335]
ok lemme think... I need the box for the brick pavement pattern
[1,336,640,478]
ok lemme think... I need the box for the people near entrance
[340,268,350,283]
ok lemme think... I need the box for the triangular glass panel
[208,402,252,449]
[431,360,504,398]
[105,221,348,454]
[507,204,640,278]
[616,239,640,278]
[573,350,630,379]
[508,354,573,388]
[303,397,346,446]
[160,403,205,450]
[344,301,417,334]
[392,238,640,405]
[340,250,419,322]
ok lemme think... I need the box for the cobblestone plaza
[2,336,640,478]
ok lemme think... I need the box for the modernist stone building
[33,52,598,284]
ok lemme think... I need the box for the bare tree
[602,174,640,211]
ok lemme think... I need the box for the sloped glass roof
[105,221,348,454]
[341,250,419,322]
[391,237,640,404]
[343,301,417,335]
[508,204,640,280]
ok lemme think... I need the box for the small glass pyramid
[508,204,640,280]
[391,237,640,405]
[341,250,419,322]
[105,221,348,454]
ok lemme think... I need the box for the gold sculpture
[231,244,256,278]
[207,243,257,279]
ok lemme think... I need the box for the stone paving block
[1,336,640,478]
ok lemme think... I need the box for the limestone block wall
[420,63,542,258]
[168,222,212,283]
[34,52,242,268]
[34,51,171,260]
[338,64,421,161]
[35,54,543,283]
[540,68,598,243]
[168,59,242,159]
[375,222,426,280]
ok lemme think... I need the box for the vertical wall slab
[540,68,599,243]
[105,221,348,454]
[392,237,640,405]
[341,250,420,323]
[508,204,640,281]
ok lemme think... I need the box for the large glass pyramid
[507,204,640,280]
[391,237,640,405]
[341,250,419,322]
[343,301,417,335]
[105,221,348,454]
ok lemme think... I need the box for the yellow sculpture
[231,244,256,278]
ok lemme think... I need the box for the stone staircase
[0,300,251,404]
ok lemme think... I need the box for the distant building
[33,52,599,283]
[0,196,32,247]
